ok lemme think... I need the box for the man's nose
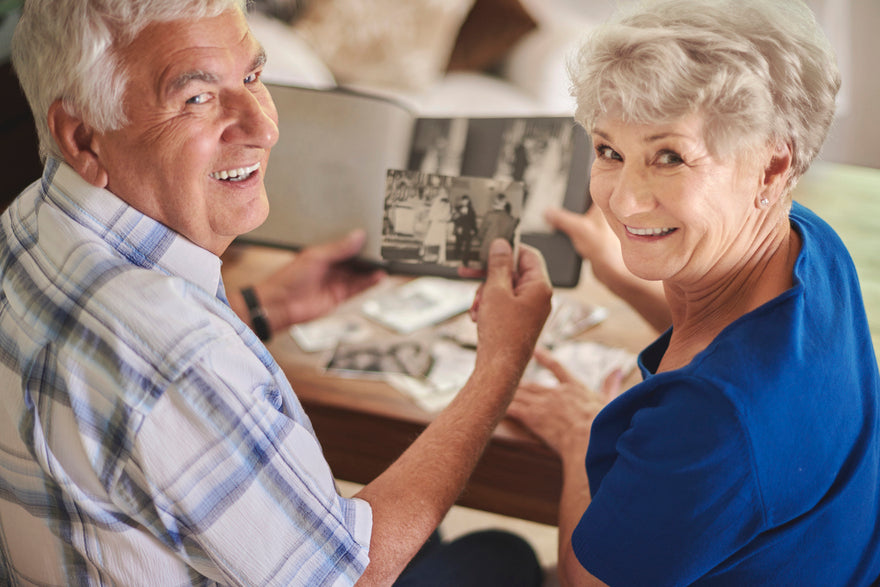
[222,89,279,148]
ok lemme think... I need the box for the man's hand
[353,238,551,586]
[468,239,553,390]
[236,230,385,336]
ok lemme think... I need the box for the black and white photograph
[406,117,468,177]
[381,169,524,271]
[325,337,434,380]
[408,117,580,235]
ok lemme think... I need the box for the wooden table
[221,162,879,527]
[221,245,657,526]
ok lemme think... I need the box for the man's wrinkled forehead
[115,11,263,98]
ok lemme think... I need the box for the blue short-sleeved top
[573,203,880,586]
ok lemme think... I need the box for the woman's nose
[608,164,656,218]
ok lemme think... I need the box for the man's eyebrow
[250,47,268,72]
[168,70,219,94]
[167,48,267,94]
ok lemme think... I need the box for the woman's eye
[596,145,622,161]
[656,150,684,165]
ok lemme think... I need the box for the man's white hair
[11,0,247,162]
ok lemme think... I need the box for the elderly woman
[509,0,880,585]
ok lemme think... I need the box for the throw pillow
[446,0,538,73]
[292,0,476,92]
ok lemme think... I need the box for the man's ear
[758,142,792,205]
[47,99,109,188]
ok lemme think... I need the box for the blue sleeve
[573,376,766,586]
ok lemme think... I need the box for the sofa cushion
[247,11,336,89]
[446,0,538,73]
[292,0,476,92]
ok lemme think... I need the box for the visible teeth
[210,162,260,182]
[626,226,675,236]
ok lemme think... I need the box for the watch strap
[240,286,271,342]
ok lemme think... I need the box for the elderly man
[0,1,552,585]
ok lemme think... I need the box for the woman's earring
[759,197,770,207]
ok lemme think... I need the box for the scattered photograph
[326,337,434,379]
[523,341,638,392]
[360,276,478,334]
[436,293,608,350]
[289,314,372,353]
[539,295,609,348]
[385,339,477,412]
[381,169,524,271]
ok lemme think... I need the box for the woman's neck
[658,214,800,372]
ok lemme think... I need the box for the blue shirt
[574,203,880,585]
[0,160,372,585]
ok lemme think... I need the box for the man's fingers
[484,238,514,291]
[514,244,550,286]
[468,284,483,322]
[312,229,368,264]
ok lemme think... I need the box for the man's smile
[210,162,260,182]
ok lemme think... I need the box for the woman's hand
[545,205,627,287]
[508,347,624,458]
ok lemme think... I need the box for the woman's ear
[758,142,792,206]
[47,99,109,188]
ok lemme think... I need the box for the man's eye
[244,71,261,84]
[186,93,210,105]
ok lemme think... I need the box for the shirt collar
[45,159,223,297]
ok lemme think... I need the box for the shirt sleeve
[573,376,766,586]
[117,334,371,586]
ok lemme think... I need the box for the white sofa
[247,4,596,120]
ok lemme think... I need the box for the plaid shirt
[0,160,371,586]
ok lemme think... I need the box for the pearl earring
[759,197,770,207]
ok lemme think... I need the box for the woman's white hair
[11,0,247,162]
[570,0,840,190]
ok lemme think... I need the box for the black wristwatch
[240,286,271,342]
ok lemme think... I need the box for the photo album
[241,84,593,287]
